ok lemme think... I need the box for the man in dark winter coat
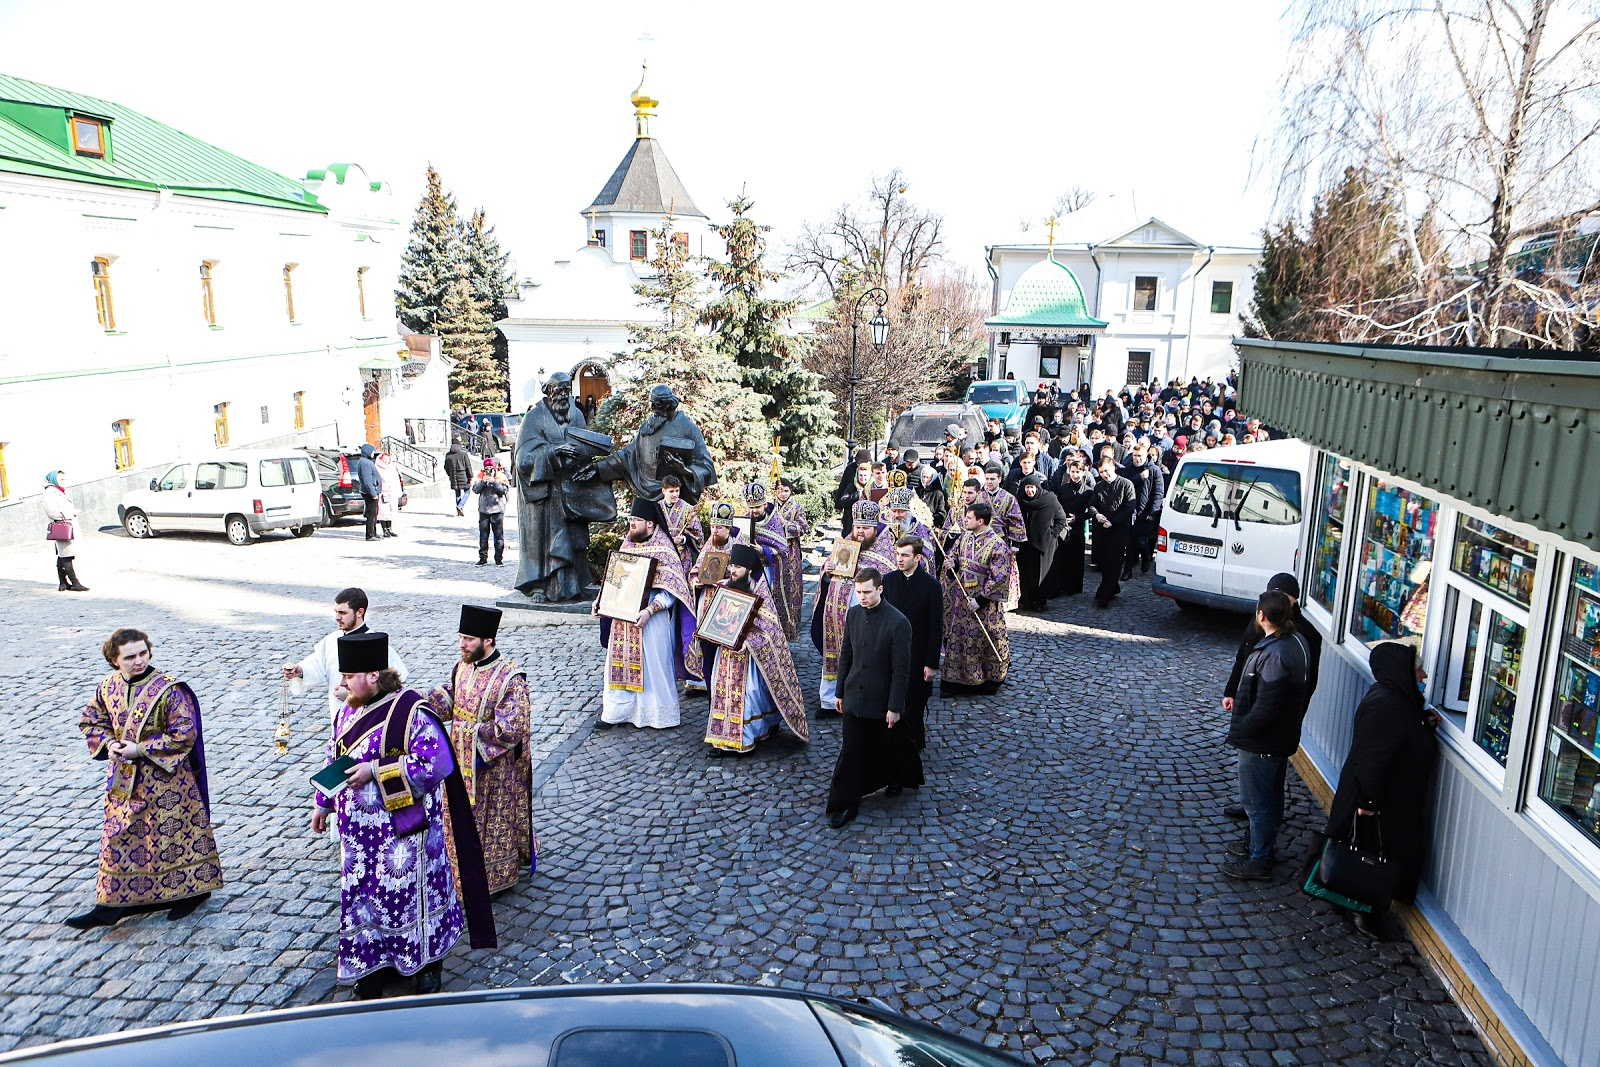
[882,537,943,751]
[826,567,918,829]
[1323,641,1438,940]
[1222,590,1312,881]
[1119,440,1165,577]
[1221,573,1323,819]
[353,444,384,542]
[1087,456,1136,608]
[444,442,474,517]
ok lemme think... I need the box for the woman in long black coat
[1015,474,1067,611]
[1324,640,1438,940]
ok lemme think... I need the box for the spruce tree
[395,165,461,335]
[439,268,503,411]
[461,208,515,387]
[594,218,770,489]
[702,195,840,493]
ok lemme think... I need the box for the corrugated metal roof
[1236,337,1600,545]
[0,72,323,213]
[583,137,705,218]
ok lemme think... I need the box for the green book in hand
[311,753,359,798]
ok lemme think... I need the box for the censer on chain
[275,676,292,755]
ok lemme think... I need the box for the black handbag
[1316,811,1395,910]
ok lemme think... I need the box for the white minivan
[118,450,325,546]
[1153,438,1313,612]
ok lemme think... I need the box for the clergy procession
[61,377,1038,999]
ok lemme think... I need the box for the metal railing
[403,418,455,448]
[382,435,439,482]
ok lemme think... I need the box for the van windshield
[1169,463,1301,525]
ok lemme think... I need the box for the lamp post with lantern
[846,286,889,455]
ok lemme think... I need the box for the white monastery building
[500,68,720,412]
[0,72,444,548]
[984,211,1259,393]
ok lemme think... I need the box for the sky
[0,0,1292,292]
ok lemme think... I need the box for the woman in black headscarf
[1015,474,1067,611]
[1323,640,1438,941]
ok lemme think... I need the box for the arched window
[200,261,218,325]
[91,258,115,329]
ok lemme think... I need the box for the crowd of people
[59,369,1429,1007]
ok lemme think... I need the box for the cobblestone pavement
[0,502,1490,1065]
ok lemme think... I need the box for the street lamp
[847,286,889,456]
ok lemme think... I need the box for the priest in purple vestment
[312,632,496,999]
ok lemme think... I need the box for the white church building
[499,68,721,412]
[0,72,444,548]
[984,212,1259,393]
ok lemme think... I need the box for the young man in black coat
[1222,590,1312,881]
[1220,572,1324,819]
[826,566,918,829]
[1087,455,1136,608]
[444,442,474,517]
[882,537,943,751]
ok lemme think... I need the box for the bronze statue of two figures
[512,376,717,604]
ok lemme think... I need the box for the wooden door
[363,377,381,447]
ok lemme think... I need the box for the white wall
[0,166,414,547]
[585,208,721,268]
[990,237,1257,395]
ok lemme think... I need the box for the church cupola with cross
[581,65,714,269]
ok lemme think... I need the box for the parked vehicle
[118,450,326,546]
[964,380,1028,438]
[1153,438,1313,612]
[0,984,1028,1066]
[887,401,989,454]
[305,448,409,526]
[454,412,522,455]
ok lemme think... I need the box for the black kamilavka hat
[337,632,388,673]
[459,604,501,639]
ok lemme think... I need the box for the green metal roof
[0,72,324,213]
[1236,337,1600,545]
[985,254,1108,331]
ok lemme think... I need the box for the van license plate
[1173,540,1219,558]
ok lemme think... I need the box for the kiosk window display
[1451,515,1538,608]
[1309,455,1352,615]
[1349,481,1439,648]
[1540,560,1600,845]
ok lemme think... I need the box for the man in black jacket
[882,537,943,751]
[1220,572,1323,820]
[1087,456,1136,608]
[444,442,474,517]
[1119,440,1166,578]
[1222,589,1312,880]
[826,566,917,829]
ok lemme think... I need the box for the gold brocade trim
[375,759,412,810]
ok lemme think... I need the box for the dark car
[888,401,988,455]
[306,448,409,526]
[0,985,1029,1066]
[454,412,523,455]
